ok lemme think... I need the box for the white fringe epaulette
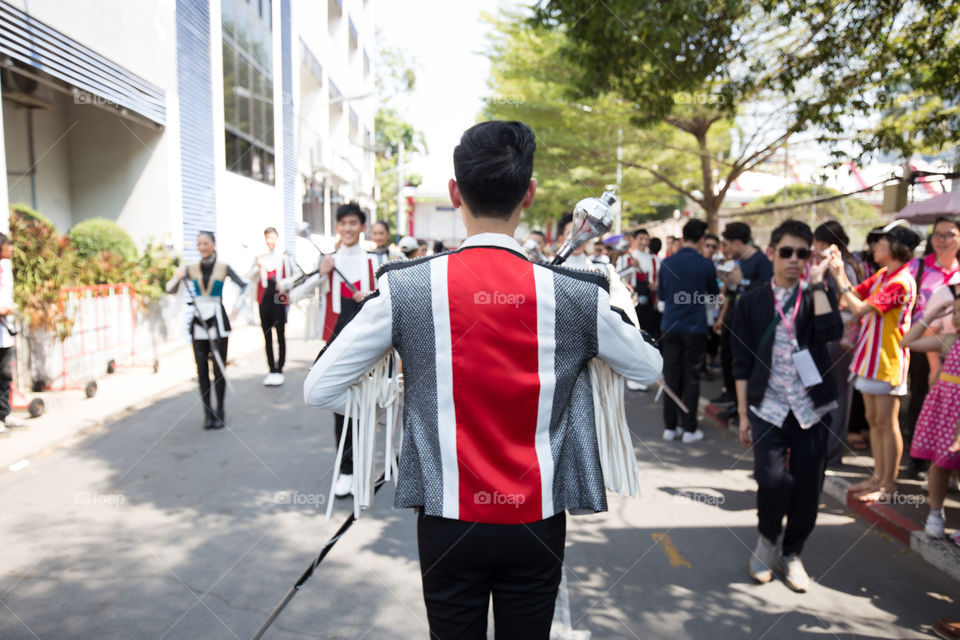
[592,263,643,498]
[326,352,403,521]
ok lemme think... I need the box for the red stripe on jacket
[447,248,542,523]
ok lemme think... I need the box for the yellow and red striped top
[850,263,916,386]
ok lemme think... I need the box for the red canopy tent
[897,190,960,224]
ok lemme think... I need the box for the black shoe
[711,392,735,407]
[203,410,216,430]
[212,405,225,429]
[717,406,738,420]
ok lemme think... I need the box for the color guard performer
[167,231,247,430]
[304,121,662,639]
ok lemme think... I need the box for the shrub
[66,218,136,261]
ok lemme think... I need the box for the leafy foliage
[8,206,177,333]
[66,218,137,261]
[530,0,960,227]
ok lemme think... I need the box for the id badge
[792,348,823,388]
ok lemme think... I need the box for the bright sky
[376,0,522,196]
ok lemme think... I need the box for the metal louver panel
[176,0,216,262]
[0,1,165,125]
[280,0,295,254]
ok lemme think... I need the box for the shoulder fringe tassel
[326,352,404,522]
[589,358,641,498]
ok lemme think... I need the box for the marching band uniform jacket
[304,233,663,525]
[165,255,247,340]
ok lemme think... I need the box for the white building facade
[0,0,376,266]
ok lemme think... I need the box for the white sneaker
[4,415,25,428]
[925,510,946,539]
[262,373,274,386]
[662,428,679,441]
[334,473,354,499]
[0,422,9,437]
[626,380,649,391]
[273,372,285,386]
[749,534,777,583]
[682,429,705,443]
[779,553,811,592]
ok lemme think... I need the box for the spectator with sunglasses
[732,220,842,592]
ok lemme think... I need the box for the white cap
[398,236,419,253]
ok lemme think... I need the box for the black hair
[198,230,216,244]
[704,233,720,243]
[814,220,853,264]
[770,219,813,247]
[0,232,9,247]
[889,235,919,262]
[721,221,751,244]
[371,220,390,234]
[530,230,546,239]
[336,202,366,224]
[924,233,935,256]
[263,226,278,236]
[934,215,960,233]
[433,239,444,253]
[636,228,649,236]
[649,237,663,254]
[453,121,535,219]
[682,219,708,243]
[557,213,574,236]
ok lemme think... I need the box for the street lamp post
[396,140,405,241]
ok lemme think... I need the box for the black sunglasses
[777,246,811,260]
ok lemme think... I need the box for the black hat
[877,222,921,252]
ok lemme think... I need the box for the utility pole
[615,126,623,233]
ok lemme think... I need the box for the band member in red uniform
[304,121,662,639]
[312,203,378,498]
[249,227,301,387]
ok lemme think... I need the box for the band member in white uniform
[167,231,247,430]
[248,227,301,387]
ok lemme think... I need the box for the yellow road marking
[652,533,692,568]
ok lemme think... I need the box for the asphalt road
[0,335,956,639]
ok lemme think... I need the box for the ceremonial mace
[554,189,689,415]
[293,223,360,295]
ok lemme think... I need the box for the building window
[222,0,275,185]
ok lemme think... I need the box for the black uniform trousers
[417,511,565,640]
[259,279,287,373]
[660,331,707,432]
[193,336,228,418]
[0,346,13,422]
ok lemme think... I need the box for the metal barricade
[48,283,157,398]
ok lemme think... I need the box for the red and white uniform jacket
[304,233,662,525]
[318,243,378,342]
[248,250,300,305]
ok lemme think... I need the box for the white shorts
[854,375,907,396]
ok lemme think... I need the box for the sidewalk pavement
[700,378,960,584]
[0,315,304,475]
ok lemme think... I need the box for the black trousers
[334,413,353,475]
[660,332,707,432]
[259,294,287,373]
[903,352,930,463]
[417,511,565,640]
[0,346,13,421]
[720,320,735,400]
[751,411,828,556]
[193,337,228,417]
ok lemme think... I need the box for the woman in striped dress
[827,224,921,502]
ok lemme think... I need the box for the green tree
[374,38,426,225]
[483,13,709,231]
[532,1,960,230]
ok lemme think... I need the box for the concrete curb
[702,401,960,584]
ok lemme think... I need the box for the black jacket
[731,282,843,409]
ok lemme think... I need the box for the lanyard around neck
[771,281,802,344]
